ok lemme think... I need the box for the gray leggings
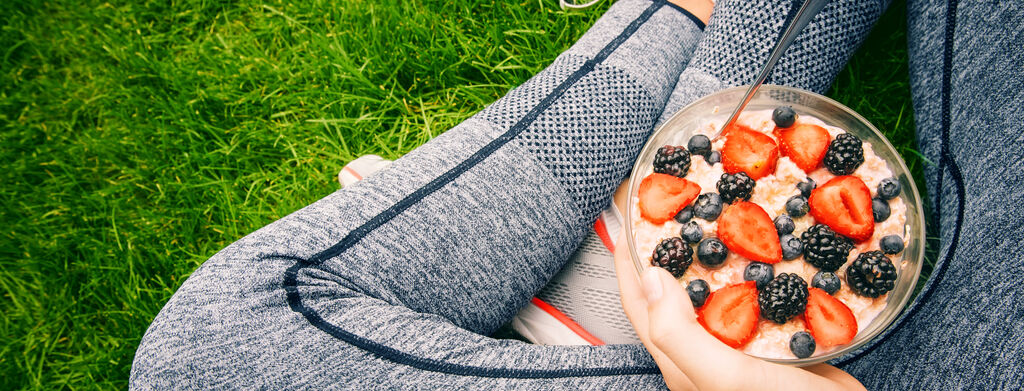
[130,0,1024,389]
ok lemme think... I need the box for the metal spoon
[713,0,830,138]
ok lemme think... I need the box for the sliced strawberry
[777,124,831,172]
[717,202,782,263]
[638,173,701,224]
[697,281,760,348]
[722,122,757,138]
[804,288,858,347]
[808,176,875,241]
[721,129,779,180]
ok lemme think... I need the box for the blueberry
[693,193,723,221]
[877,177,901,200]
[680,221,703,243]
[706,150,721,165]
[812,271,841,295]
[688,134,712,158]
[696,238,728,268]
[774,214,795,235]
[872,198,891,222]
[880,235,904,254]
[797,178,817,198]
[773,106,797,128]
[687,279,711,308]
[789,331,816,359]
[673,205,694,223]
[744,262,774,289]
[785,195,810,217]
[780,234,803,260]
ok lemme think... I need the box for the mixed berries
[846,251,897,298]
[717,172,755,203]
[687,279,711,307]
[823,133,865,175]
[801,224,854,272]
[637,107,908,358]
[653,145,691,177]
[693,193,724,220]
[759,273,809,324]
[651,237,693,278]
[811,271,842,295]
[744,262,774,290]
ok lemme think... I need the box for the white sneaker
[338,155,393,187]
[512,204,640,345]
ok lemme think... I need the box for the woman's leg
[657,0,891,125]
[129,1,705,389]
[836,1,1024,388]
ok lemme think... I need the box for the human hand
[612,231,866,391]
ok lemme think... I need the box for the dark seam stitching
[662,1,706,30]
[282,2,667,379]
[305,1,665,267]
[835,0,965,366]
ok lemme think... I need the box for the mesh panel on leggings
[689,0,887,93]
[487,59,659,221]
[479,55,588,131]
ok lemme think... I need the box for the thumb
[640,267,757,390]
[640,267,708,352]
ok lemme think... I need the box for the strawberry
[638,173,701,224]
[697,281,760,348]
[808,176,875,241]
[722,122,756,138]
[804,288,858,347]
[721,128,779,180]
[717,201,782,264]
[777,124,831,172]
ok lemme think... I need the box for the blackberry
[758,273,809,324]
[706,150,722,165]
[797,178,816,198]
[680,221,703,243]
[780,234,803,260]
[872,198,891,222]
[717,172,755,203]
[785,195,809,217]
[744,262,775,290]
[654,145,691,178]
[651,237,693,278]
[880,235,904,254]
[811,271,841,295]
[673,205,694,223]
[688,135,712,158]
[774,214,795,235]
[847,251,897,298]
[687,279,710,307]
[789,331,816,359]
[877,177,901,200]
[772,106,797,128]
[693,193,723,220]
[823,133,865,175]
[801,224,854,272]
[697,238,729,268]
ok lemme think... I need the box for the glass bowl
[625,85,925,366]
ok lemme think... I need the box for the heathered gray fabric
[835,1,1024,389]
[131,0,1024,388]
[657,0,889,126]
[131,0,701,389]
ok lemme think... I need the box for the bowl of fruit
[625,85,925,365]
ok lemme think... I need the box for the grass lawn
[1,0,927,389]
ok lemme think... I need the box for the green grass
[0,0,926,389]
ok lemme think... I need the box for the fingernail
[642,268,663,303]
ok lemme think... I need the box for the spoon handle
[717,0,830,137]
